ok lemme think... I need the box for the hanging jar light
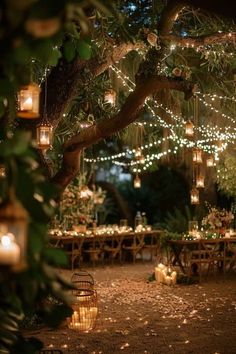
[196,174,205,188]
[192,148,203,164]
[0,192,28,270]
[134,174,141,188]
[36,120,53,151]
[17,82,41,119]
[190,187,199,205]
[185,120,194,137]
[206,155,214,167]
[104,89,116,106]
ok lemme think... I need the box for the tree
[0,0,236,352]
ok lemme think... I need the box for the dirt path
[29,263,236,354]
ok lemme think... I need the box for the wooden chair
[223,238,236,271]
[103,235,124,264]
[83,237,104,267]
[62,237,84,270]
[122,233,145,263]
[38,350,63,354]
[141,232,160,261]
[187,239,220,282]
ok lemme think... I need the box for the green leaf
[77,39,92,60]
[43,248,68,266]
[47,48,62,66]
[0,80,14,98]
[63,40,76,62]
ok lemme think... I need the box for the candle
[171,271,177,285]
[22,96,33,111]
[155,267,163,284]
[0,234,20,265]
[165,275,172,286]
[40,132,49,145]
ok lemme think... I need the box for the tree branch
[52,76,195,188]
[161,32,236,47]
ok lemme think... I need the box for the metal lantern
[192,148,203,164]
[206,155,214,167]
[134,174,141,188]
[190,187,199,205]
[17,83,41,119]
[104,89,116,106]
[36,121,53,150]
[196,174,205,188]
[71,270,94,290]
[0,197,28,269]
[185,120,194,137]
[68,289,98,332]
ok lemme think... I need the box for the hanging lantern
[0,196,28,270]
[104,89,116,106]
[68,289,98,332]
[185,120,194,137]
[135,148,142,158]
[190,187,199,205]
[0,165,5,178]
[36,121,53,151]
[196,174,205,188]
[192,148,203,164]
[134,174,141,188]
[206,155,214,167]
[17,83,41,119]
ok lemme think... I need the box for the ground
[28,263,236,354]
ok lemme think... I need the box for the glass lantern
[68,289,98,332]
[0,197,28,270]
[36,121,53,150]
[185,120,194,137]
[134,174,141,188]
[206,155,214,167]
[192,148,203,164]
[196,174,205,188]
[104,89,116,106]
[190,187,199,205]
[0,165,5,178]
[17,83,41,119]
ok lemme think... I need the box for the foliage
[217,152,236,198]
[0,132,73,353]
[163,206,193,234]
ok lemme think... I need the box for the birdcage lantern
[71,270,94,290]
[185,120,194,137]
[68,289,98,332]
[192,148,203,164]
[0,196,28,270]
[196,174,205,188]
[134,174,141,188]
[104,89,116,106]
[17,83,41,119]
[36,121,53,150]
[190,187,199,205]
[206,155,214,167]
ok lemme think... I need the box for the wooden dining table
[49,229,163,268]
[168,237,236,275]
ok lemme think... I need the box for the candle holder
[68,289,98,332]
[104,89,116,106]
[196,174,205,188]
[71,270,94,290]
[185,120,194,137]
[192,148,203,164]
[206,155,214,167]
[17,82,41,119]
[36,121,53,151]
[190,187,199,205]
[0,196,28,270]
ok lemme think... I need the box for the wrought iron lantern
[190,187,199,205]
[192,148,203,164]
[185,120,194,137]
[206,155,214,167]
[104,89,116,106]
[17,83,41,119]
[68,289,98,332]
[134,174,141,188]
[36,121,53,151]
[196,174,205,188]
[0,195,28,269]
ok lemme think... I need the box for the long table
[168,237,236,278]
[49,230,163,268]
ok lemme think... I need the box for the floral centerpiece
[202,206,234,234]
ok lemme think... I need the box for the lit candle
[22,97,33,111]
[40,132,49,145]
[171,271,177,285]
[165,275,172,285]
[0,234,20,265]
